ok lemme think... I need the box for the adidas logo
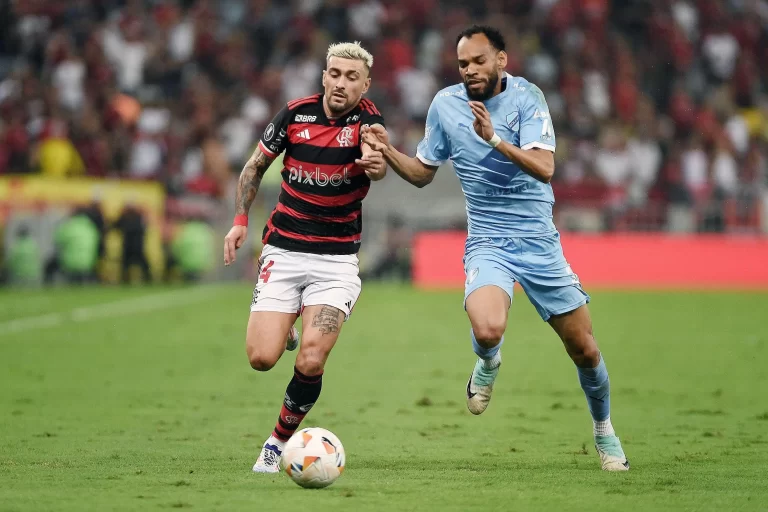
[297,129,311,140]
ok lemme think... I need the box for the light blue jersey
[417,73,556,237]
[416,73,588,321]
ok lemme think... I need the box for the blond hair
[326,41,374,70]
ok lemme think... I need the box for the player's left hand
[469,101,495,142]
[356,150,386,181]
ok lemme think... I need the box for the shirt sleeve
[258,106,291,158]
[518,84,556,153]
[360,99,385,128]
[359,100,385,145]
[416,96,450,167]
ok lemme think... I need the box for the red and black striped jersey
[257,94,385,255]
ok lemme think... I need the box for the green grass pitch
[1,284,768,511]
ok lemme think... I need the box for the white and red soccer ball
[281,427,345,489]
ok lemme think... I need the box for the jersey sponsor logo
[439,89,465,97]
[336,126,355,147]
[485,182,531,196]
[264,123,275,140]
[424,124,433,140]
[297,128,311,140]
[295,114,317,122]
[346,114,360,123]
[288,165,352,186]
[533,110,550,119]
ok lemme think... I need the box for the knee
[294,338,329,376]
[472,319,506,347]
[566,331,601,368]
[246,346,278,372]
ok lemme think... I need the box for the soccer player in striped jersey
[223,42,386,474]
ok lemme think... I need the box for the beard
[463,69,500,101]
[326,91,353,115]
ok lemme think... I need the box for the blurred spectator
[34,119,85,177]
[0,0,763,238]
[6,225,41,285]
[114,204,151,284]
[169,217,216,282]
[44,210,99,285]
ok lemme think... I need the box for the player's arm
[468,101,555,183]
[235,146,275,217]
[362,94,451,189]
[223,146,275,266]
[362,124,437,187]
[224,107,289,266]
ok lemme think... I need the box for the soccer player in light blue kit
[362,25,629,471]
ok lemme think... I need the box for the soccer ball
[280,427,345,489]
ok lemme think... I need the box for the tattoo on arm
[235,147,274,215]
[311,306,342,335]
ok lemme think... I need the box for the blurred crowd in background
[1,0,767,285]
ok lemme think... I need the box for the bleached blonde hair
[326,41,374,71]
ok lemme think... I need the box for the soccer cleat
[252,442,282,474]
[466,358,500,415]
[286,326,299,352]
[595,434,630,471]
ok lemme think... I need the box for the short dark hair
[455,25,506,52]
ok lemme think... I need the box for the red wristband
[233,215,248,227]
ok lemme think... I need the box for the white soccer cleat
[466,358,500,415]
[595,435,630,471]
[252,442,282,474]
[286,326,299,352]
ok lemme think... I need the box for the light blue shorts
[463,233,589,321]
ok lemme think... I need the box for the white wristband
[488,133,502,148]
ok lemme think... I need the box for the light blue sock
[577,355,610,422]
[471,329,503,360]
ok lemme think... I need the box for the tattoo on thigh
[312,306,341,335]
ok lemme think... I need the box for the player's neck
[322,97,358,120]
[489,74,506,99]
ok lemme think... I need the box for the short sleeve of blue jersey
[519,84,556,152]
[416,97,450,166]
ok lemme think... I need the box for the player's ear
[362,77,371,95]
[322,70,328,89]
[497,50,508,70]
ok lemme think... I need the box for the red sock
[272,367,323,442]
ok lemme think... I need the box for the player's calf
[549,306,629,471]
[464,286,509,415]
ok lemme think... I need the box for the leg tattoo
[312,306,341,335]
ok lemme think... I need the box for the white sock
[481,351,501,370]
[593,417,615,437]
[266,435,287,451]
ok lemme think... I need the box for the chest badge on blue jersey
[506,111,520,132]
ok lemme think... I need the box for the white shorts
[250,244,361,319]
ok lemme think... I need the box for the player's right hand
[361,124,389,152]
[224,225,248,266]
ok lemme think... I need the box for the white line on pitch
[0,286,227,337]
